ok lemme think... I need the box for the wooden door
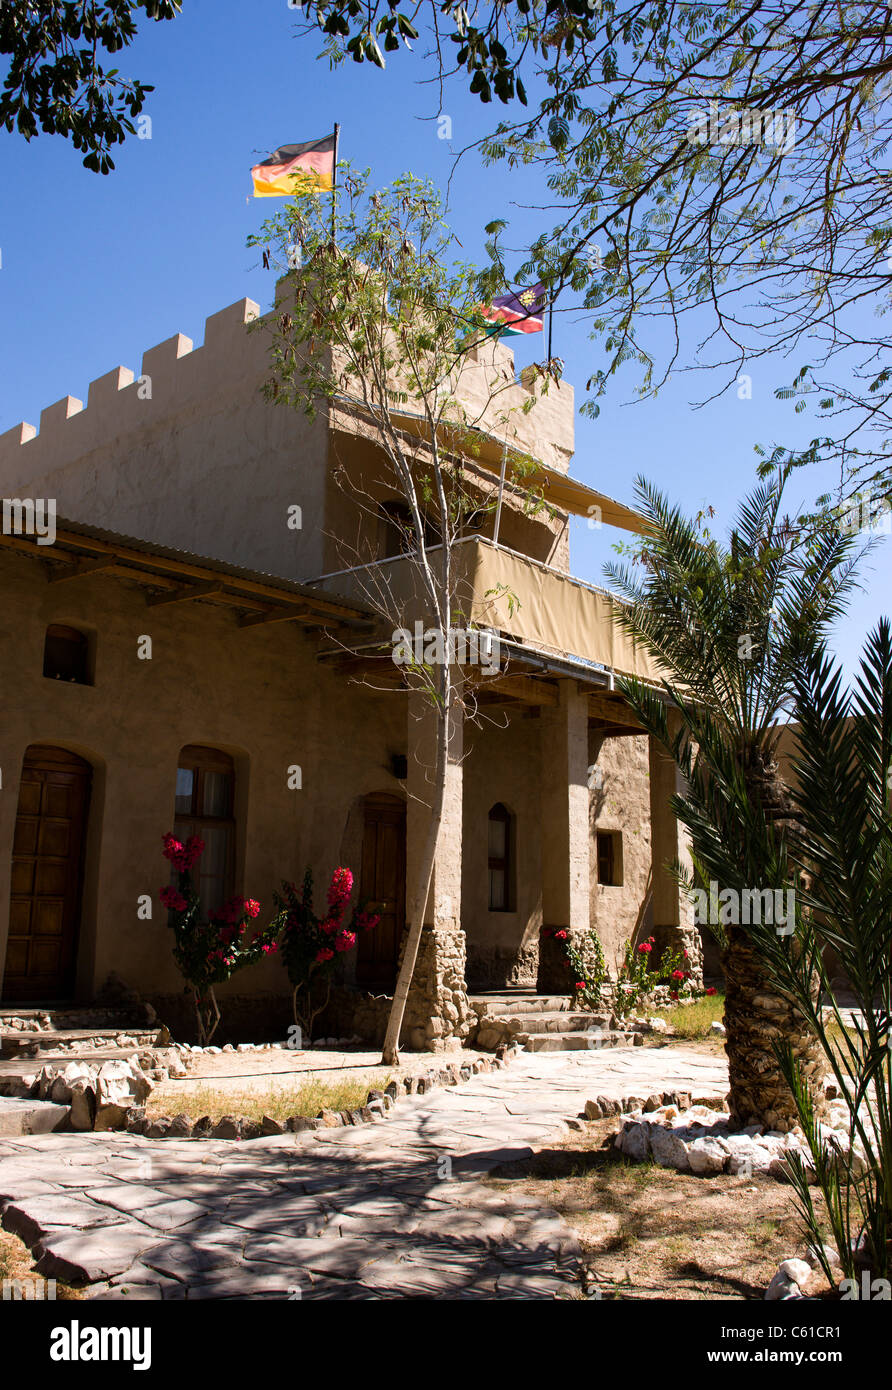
[3,746,91,1001]
[356,794,406,989]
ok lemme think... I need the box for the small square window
[43,625,90,685]
[596,831,623,887]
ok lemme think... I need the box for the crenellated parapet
[0,298,262,493]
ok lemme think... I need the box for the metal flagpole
[492,440,508,548]
[331,123,340,242]
[547,292,554,362]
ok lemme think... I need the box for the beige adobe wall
[588,730,654,968]
[0,551,405,1007]
[0,300,331,582]
[461,710,543,988]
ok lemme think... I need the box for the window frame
[173,745,236,918]
[487,802,514,913]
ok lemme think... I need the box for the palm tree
[606,470,859,1130]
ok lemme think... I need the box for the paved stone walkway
[0,1047,727,1301]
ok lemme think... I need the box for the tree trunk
[722,924,824,1132]
[380,673,451,1067]
[721,744,825,1131]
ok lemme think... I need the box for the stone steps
[496,1011,613,1035]
[0,1028,160,1061]
[516,1030,640,1052]
[0,1096,69,1136]
[469,994,574,1016]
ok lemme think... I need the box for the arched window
[173,746,236,919]
[43,624,90,685]
[488,802,514,912]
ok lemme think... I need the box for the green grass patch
[661,992,726,1041]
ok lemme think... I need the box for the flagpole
[331,123,340,243]
[547,295,554,362]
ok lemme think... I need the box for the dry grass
[483,1119,834,1301]
[145,1075,389,1124]
[0,1229,82,1300]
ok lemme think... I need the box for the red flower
[160,886,187,912]
[706,986,717,996]
[315,947,334,963]
[683,949,689,959]
[669,991,679,1000]
[162,832,204,873]
[355,910,380,931]
[554,929,568,941]
[244,899,261,919]
[327,867,354,908]
[638,942,652,954]
[574,981,585,990]
[335,930,357,953]
[671,969,685,981]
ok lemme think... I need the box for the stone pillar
[537,681,591,993]
[648,736,704,984]
[400,690,471,1052]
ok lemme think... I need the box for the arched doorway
[4,745,92,1001]
[356,792,406,989]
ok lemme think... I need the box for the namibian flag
[481,283,546,336]
[251,134,336,197]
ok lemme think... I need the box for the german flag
[251,134,336,197]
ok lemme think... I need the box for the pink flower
[335,930,357,953]
[244,899,261,919]
[671,969,685,981]
[554,929,568,941]
[320,917,339,935]
[574,981,585,991]
[162,833,185,863]
[706,987,717,996]
[327,867,354,908]
[162,832,204,872]
[638,942,652,954]
[160,886,187,912]
[315,947,334,963]
[355,910,380,932]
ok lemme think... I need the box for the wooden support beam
[238,607,319,629]
[588,691,643,728]
[147,581,223,607]
[48,556,119,584]
[478,672,560,707]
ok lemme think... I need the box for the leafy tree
[298,1,892,502]
[0,1,181,172]
[609,469,859,1128]
[250,169,548,1065]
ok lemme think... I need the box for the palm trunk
[722,746,825,1131]
[722,924,824,1131]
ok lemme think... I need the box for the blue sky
[0,0,887,677]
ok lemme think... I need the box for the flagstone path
[0,1046,727,1301]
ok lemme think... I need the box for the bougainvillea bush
[159,832,281,1045]
[274,867,379,1039]
[551,927,695,1018]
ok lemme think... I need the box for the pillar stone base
[536,928,577,995]
[400,923,472,1053]
[651,923,705,989]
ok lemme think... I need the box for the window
[596,831,624,887]
[173,746,236,920]
[377,500,441,560]
[43,625,90,685]
[488,802,514,911]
